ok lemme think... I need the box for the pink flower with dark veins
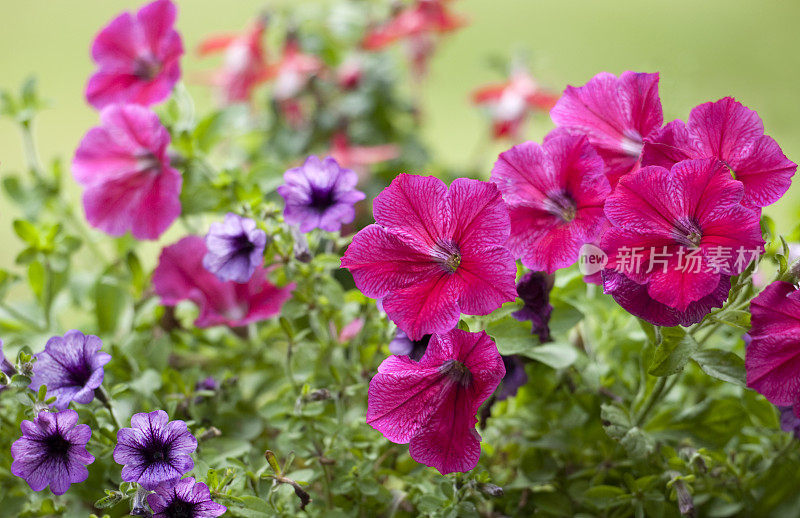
[86,0,183,109]
[600,158,764,326]
[550,71,663,186]
[341,174,517,340]
[72,104,182,240]
[642,97,796,208]
[745,281,800,412]
[153,236,294,328]
[490,133,611,273]
[367,329,505,474]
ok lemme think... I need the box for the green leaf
[27,261,45,301]
[524,342,579,369]
[648,327,698,376]
[601,403,632,441]
[691,349,746,386]
[486,316,538,355]
[13,220,38,246]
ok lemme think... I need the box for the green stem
[20,121,44,178]
[0,302,44,331]
[96,385,121,430]
[634,376,668,427]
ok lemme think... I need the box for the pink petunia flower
[366,329,505,474]
[152,236,294,328]
[86,0,183,109]
[600,158,764,326]
[340,174,517,340]
[550,71,663,186]
[642,97,796,208]
[490,134,611,273]
[745,281,800,412]
[472,65,560,140]
[72,104,182,240]
[197,15,269,104]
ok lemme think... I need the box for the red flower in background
[197,15,270,104]
[327,132,400,173]
[265,34,325,102]
[472,65,560,140]
[363,0,466,78]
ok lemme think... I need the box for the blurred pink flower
[153,236,294,328]
[72,104,181,240]
[642,97,796,208]
[341,174,517,340]
[86,0,183,109]
[551,71,663,186]
[367,329,505,474]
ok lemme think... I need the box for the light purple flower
[203,213,267,283]
[148,477,227,518]
[277,155,365,233]
[113,410,197,490]
[0,339,15,377]
[778,406,800,440]
[29,330,111,410]
[11,409,95,495]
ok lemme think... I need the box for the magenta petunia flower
[600,158,764,326]
[72,104,182,240]
[148,476,227,518]
[153,236,294,328]
[550,71,662,186]
[366,329,505,474]
[11,409,95,495]
[86,0,183,109]
[340,174,517,340]
[203,213,267,283]
[113,409,197,490]
[29,330,111,410]
[277,155,365,233]
[745,281,800,410]
[642,97,796,208]
[490,134,611,273]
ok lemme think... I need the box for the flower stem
[96,385,121,430]
[634,376,668,427]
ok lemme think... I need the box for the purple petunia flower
[0,339,15,377]
[113,410,197,490]
[388,330,430,361]
[778,406,800,440]
[29,330,111,410]
[277,155,366,233]
[11,409,95,495]
[512,271,554,343]
[203,213,267,283]
[148,477,227,518]
[496,355,528,401]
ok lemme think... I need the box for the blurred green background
[1,0,799,271]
